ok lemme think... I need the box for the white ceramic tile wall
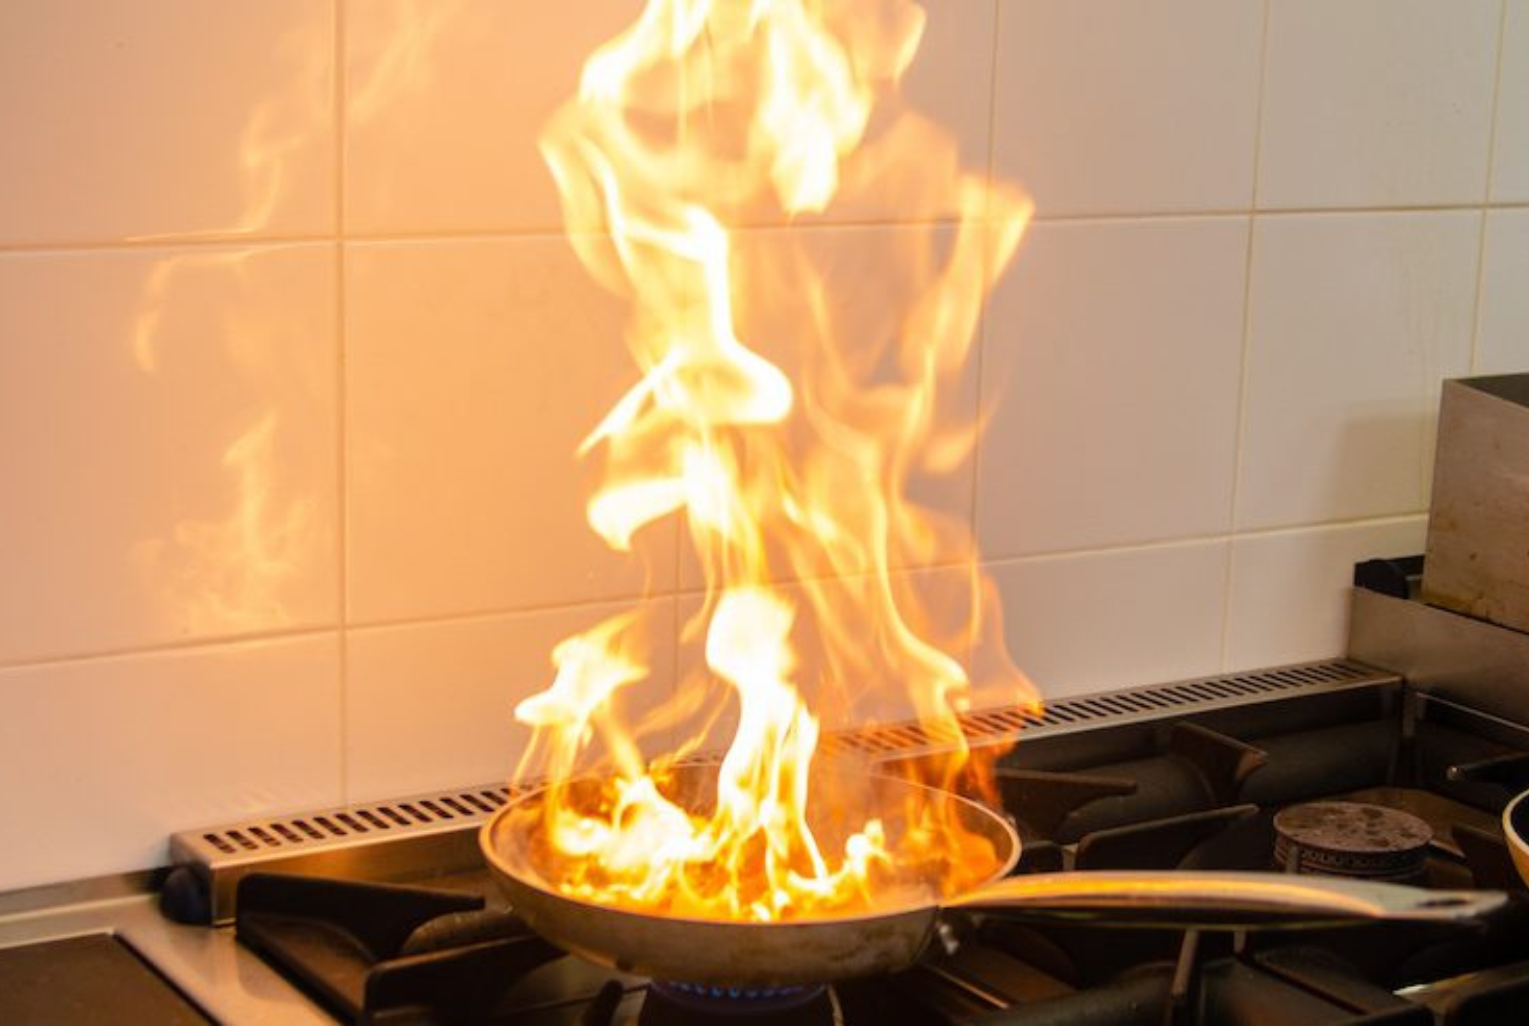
[345,598,676,802]
[992,0,1263,216]
[3,0,1529,890]
[1226,517,1427,671]
[985,541,1230,696]
[1236,212,1479,529]
[1494,1,1529,202]
[1477,210,1529,373]
[0,244,340,664]
[0,0,335,244]
[345,236,676,624]
[1258,0,1501,209]
[344,0,642,234]
[978,217,1247,556]
[0,636,341,891]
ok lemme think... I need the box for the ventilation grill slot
[821,659,1383,757]
[194,787,511,858]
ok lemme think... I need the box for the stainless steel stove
[6,578,1529,1026]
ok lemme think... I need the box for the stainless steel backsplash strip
[168,785,521,922]
[820,659,1387,759]
[171,658,1396,922]
[1350,587,1529,730]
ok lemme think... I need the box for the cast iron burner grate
[233,873,565,1025]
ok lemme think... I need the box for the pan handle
[940,871,1508,930]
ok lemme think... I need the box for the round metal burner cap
[1273,801,1433,881]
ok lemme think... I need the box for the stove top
[6,653,1529,1025]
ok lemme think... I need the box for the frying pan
[481,767,1506,986]
[1504,789,1529,887]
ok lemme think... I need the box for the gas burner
[641,980,836,1024]
[1274,801,1433,882]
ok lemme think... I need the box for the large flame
[511,0,1034,923]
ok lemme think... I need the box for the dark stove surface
[0,934,212,1026]
[215,679,1529,1025]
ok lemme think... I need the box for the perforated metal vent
[169,782,538,920]
[190,786,512,858]
[819,659,1386,758]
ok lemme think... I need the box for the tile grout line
[968,0,1006,590]
[1487,0,1511,209]
[981,511,1431,572]
[671,495,683,706]
[0,233,338,255]
[1468,207,1492,379]
[10,204,1529,258]
[0,585,700,672]
[0,626,347,675]
[969,0,1008,674]
[1220,0,1274,671]
[1026,202,1519,222]
[1468,0,1511,377]
[334,0,351,804]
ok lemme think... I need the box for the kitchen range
[6,635,1529,1025]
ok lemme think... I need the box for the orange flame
[133,410,316,635]
[512,0,1034,922]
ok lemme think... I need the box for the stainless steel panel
[1423,374,1529,633]
[1348,587,1529,728]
